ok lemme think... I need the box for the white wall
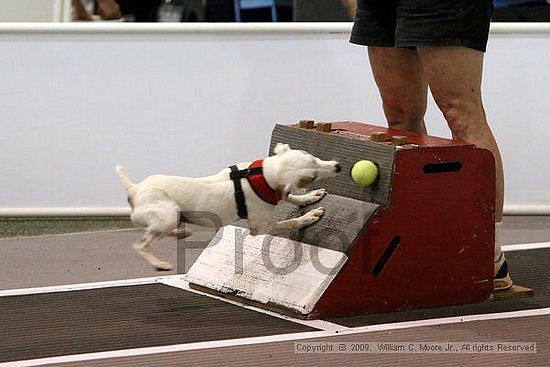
[0,23,549,211]
[0,0,70,22]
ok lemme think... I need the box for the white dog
[116,143,341,271]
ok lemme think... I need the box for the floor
[0,216,548,366]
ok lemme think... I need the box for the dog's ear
[274,143,291,155]
[297,176,315,188]
[278,184,291,200]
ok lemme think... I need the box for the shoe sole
[494,274,513,291]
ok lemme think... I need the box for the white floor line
[353,307,550,333]
[159,276,348,333]
[503,241,550,252]
[0,275,181,297]
[2,307,548,367]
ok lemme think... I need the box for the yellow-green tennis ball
[351,160,378,186]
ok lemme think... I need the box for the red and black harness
[229,159,280,219]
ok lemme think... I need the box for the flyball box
[187,121,496,319]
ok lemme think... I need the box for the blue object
[233,0,277,21]
[494,0,546,9]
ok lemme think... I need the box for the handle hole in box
[372,236,401,276]
[423,161,462,174]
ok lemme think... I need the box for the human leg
[352,0,509,288]
[416,46,503,222]
[368,47,429,133]
[416,46,510,289]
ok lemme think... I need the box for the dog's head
[270,143,341,194]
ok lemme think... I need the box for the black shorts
[350,0,494,52]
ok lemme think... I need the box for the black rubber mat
[56,316,550,367]
[329,248,550,327]
[0,284,316,363]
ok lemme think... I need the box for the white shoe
[494,252,513,291]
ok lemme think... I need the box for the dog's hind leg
[131,200,180,271]
[132,230,173,271]
[169,227,193,239]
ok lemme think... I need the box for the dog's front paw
[309,188,327,201]
[310,206,325,217]
[301,206,325,226]
[299,188,327,206]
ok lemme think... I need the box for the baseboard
[1,205,550,218]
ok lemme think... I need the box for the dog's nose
[335,163,342,173]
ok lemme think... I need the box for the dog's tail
[115,164,135,191]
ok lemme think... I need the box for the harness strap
[229,161,280,219]
[230,165,249,219]
[246,160,280,205]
